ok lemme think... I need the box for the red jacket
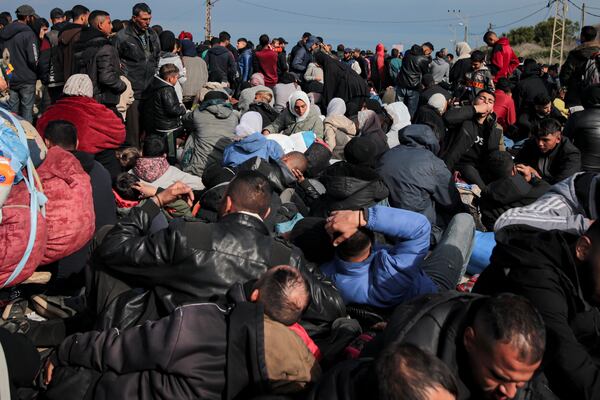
[493,90,516,132]
[254,47,279,87]
[489,37,519,82]
[37,96,125,154]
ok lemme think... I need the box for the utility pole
[205,0,217,41]
[448,9,468,42]
[549,0,568,66]
[488,22,493,32]
[581,3,586,28]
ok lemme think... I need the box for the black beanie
[203,90,229,102]
[344,136,378,168]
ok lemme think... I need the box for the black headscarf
[314,51,368,107]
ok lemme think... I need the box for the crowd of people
[1,2,600,399]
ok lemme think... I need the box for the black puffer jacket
[396,44,430,90]
[96,201,345,329]
[114,23,161,99]
[474,226,600,400]
[248,101,279,127]
[564,89,600,172]
[310,162,389,218]
[141,76,187,133]
[559,41,600,107]
[74,27,126,106]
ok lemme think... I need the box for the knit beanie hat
[203,90,229,102]
[344,136,379,168]
[428,93,447,115]
[63,74,94,98]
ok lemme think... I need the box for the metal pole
[582,3,586,28]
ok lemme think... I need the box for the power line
[469,4,550,35]
[566,0,600,17]
[235,0,548,25]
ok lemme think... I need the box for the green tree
[507,26,535,45]
[533,18,579,47]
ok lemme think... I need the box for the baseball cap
[343,47,352,53]
[278,37,288,45]
[16,4,35,17]
[50,7,64,19]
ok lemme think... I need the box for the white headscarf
[288,91,311,122]
[455,42,472,60]
[235,111,263,138]
[326,98,346,117]
[428,93,447,115]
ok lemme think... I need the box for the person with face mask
[514,117,581,185]
[0,4,39,122]
[263,90,324,137]
[474,220,600,400]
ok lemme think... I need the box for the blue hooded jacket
[222,132,284,167]
[321,205,436,308]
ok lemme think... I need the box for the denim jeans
[420,213,476,290]
[8,84,36,123]
[395,87,420,118]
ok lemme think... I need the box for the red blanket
[37,96,125,154]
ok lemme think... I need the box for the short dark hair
[143,135,166,157]
[45,120,77,149]
[282,151,308,173]
[581,26,598,42]
[447,53,454,60]
[64,10,73,21]
[470,50,485,63]
[151,25,163,35]
[534,93,551,106]
[132,3,152,16]
[114,173,140,201]
[71,5,90,20]
[302,32,312,39]
[478,89,496,99]
[336,228,374,261]
[422,42,434,52]
[219,31,231,42]
[533,118,561,138]
[0,11,11,20]
[226,170,272,217]
[112,19,124,33]
[483,31,496,42]
[253,265,309,326]
[259,34,269,47]
[159,30,176,52]
[487,151,514,181]
[474,294,546,365]
[391,48,399,57]
[50,8,64,20]
[377,343,459,400]
[89,10,109,27]
[159,63,179,79]
[210,37,220,46]
[0,16,8,27]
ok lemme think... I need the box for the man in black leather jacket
[89,171,345,332]
[563,85,600,172]
[141,64,187,159]
[74,10,126,110]
[395,42,433,117]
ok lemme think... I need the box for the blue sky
[3,0,599,52]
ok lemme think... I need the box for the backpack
[583,51,600,88]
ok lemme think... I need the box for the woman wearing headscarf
[263,91,324,137]
[158,31,186,103]
[449,42,472,86]
[369,43,387,92]
[356,109,389,155]
[323,98,357,159]
[273,72,299,112]
[36,74,126,178]
[313,51,369,117]
[222,111,284,166]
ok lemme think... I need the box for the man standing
[430,49,450,85]
[205,31,238,86]
[274,37,288,78]
[341,48,361,75]
[290,35,319,76]
[114,2,160,148]
[0,5,38,122]
[560,26,600,108]
[76,10,126,111]
[254,34,278,87]
[58,5,90,84]
[396,42,433,118]
[483,31,519,82]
